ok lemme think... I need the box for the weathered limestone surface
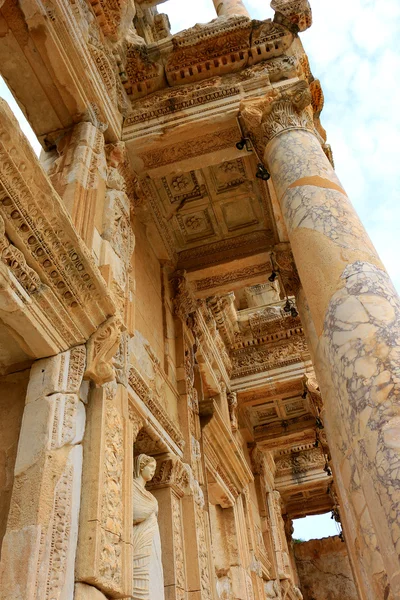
[0,1,398,600]
[74,583,108,600]
[294,536,358,600]
[0,371,28,550]
[0,347,86,600]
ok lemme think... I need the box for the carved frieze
[137,127,239,170]
[87,0,136,40]
[0,101,115,348]
[274,448,325,475]
[124,43,166,98]
[231,335,308,378]
[271,0,312,32]
[194,263,272,293]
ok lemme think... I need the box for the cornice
[123,17,294,100]
[203,400,254,495]
[0,99,116,349]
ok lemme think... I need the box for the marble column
[212,0,250,18]
[241,80,400,596]
[297,288,389,600]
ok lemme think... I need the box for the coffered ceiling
[138,153,278,268]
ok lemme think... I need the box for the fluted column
[241,80,400,597]
[212,0,250,18]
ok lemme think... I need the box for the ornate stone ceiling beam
[0,99,116,355]
[232,358,312,392]
[254,416,316,451]
[284,496,333,520]
[0,0,123,147]
[202,400,254,498]
[125,114,247,178]
[185,251,273,298]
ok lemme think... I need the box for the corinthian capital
[240,80,314,151]
[271,0,312,32]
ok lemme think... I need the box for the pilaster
[0,346,87,600]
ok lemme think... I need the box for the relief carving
[171,271,197,322]
[85,316,122,385]
[271,0,312,32]
[171,494,186,597]
[99,383,124,588]
[240,80,314,153]
[0,214,41,293]
[227,391,238,432]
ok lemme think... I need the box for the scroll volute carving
[85,315,123,385]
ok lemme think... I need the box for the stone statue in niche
[133,454,165,600]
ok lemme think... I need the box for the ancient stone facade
[0,1,396,599]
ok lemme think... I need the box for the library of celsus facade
[0,0,399,599]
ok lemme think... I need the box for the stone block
[0,525,42,600]
[26,346,86,402]
[75,583,109,599]
[14,394,85,475]
[14,396,54,475]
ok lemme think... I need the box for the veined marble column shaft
[241,80,400,596]
[212,0,250,18]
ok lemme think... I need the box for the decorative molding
[0,100,115,343]
[138,127,239,169]
[231,335,309,378]
[0,214,41,294]
[240,80,314,152]
[129,366,185,451]
[203,401,253,497]
[271,0,312,32]
[194,262,272,292]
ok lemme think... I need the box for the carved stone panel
[76,383,134,598]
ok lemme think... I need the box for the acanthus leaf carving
[240,80,314,153]
[85,316,123,385]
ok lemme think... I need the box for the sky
[0,0,398,541]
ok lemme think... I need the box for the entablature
[0,99,115,365]
[202,399,254,506]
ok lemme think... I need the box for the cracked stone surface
[294,536,358,600]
